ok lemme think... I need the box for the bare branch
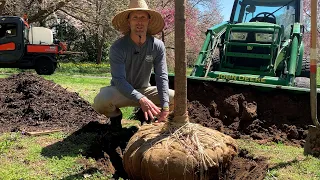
[59,8,102,25]
[28,0,72,23]
[63,4,92,16]
[191,0,203,8]
[0,0,6,15]
[27,0,36,10]
[303,10,320,34]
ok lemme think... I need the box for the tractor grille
[228,57,269,68]
[229,45,271,54]
[227,45,272,68]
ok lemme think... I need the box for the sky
[220,0,235,21]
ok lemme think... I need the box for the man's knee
[92,86,117,116]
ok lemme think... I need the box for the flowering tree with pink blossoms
[151,0,223,68]
[302,0,320,60]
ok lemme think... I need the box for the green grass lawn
[0,64,319,179]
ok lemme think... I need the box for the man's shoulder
[152,36,164,46]
[150,36,165,51]
[111,35,128,49]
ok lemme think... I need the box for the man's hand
[156,110,169,122]
[139,97,161,121]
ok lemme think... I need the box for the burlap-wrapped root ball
[123,122,238,180]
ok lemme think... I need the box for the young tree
[60,0,127,64]
[302,0,320,59]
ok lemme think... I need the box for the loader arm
[287,23,304,85]
[191,22,228,77]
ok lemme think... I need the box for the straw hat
[111,0,165,35]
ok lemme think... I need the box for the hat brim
[112,8,164,35]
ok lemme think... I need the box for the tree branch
[191,0,203,8]
[0,0,6,15]
[59,9,102,26]
[28,0,72,23]
[27,0,36,10]
[63,4,92,16]
[303,10,320,34]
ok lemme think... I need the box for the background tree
[302,0,320,60]
[60,0,127,64]
[150,0,223,70]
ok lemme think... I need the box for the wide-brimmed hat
[111,0,165,35]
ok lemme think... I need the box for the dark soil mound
[185,79,316,147]
[0,72,107,133]
[147,75,316,148]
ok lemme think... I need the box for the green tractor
[190,0,311,90]
[148,0,320,155]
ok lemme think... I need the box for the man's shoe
[110,114,122,129]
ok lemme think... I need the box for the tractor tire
[35,58,56,75]
[300,58,310,78]
[211,49,220,71]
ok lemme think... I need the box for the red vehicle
[0,16,65,75]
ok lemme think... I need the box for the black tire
[35,58,56,75]
[300,58,310,78]
[211,49,220,71]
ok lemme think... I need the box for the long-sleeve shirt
[109,34,170,108]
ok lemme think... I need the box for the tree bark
[96,42,103,64]
[97,25,108,64]
[0,0,6,15]
[173,0,188,121]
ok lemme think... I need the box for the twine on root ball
[123,119,239,180]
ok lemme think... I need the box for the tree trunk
[96,42,103,64]
[173,0,188,121]
[0,0,6,15]
[95,32,101,64]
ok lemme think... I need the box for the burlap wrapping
[123,122,238,180]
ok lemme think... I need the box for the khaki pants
[92,86,175,117]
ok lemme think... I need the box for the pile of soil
[184,79,317,147]
[0,72,107,133]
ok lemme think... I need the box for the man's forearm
[155,74,170,108]
[154,42,170,108]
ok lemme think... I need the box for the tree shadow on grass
[268,158,307,171]
[41,121,139,179]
